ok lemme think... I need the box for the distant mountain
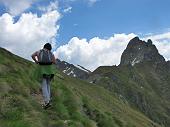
[120,37,165,66]
[88,37,170,127]
[56,59,91,79]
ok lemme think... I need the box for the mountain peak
[120,37,165,66]
[127,36,140,46]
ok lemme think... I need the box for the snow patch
[67,70,74,76]
[63,67,71,73]
[90,81,93,83]
[75,65,90,73]
[131,58,140,66]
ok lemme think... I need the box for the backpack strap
[47,51,52,62]
[40,49,44,62]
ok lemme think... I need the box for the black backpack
[38,49,53,65]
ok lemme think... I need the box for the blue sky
[57,0,170,44]
[0,0,168,45]
[0,0,170,70]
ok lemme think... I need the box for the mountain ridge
[56,59,91,79]
[87,37,170,127]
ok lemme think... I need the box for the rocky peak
[120,37,165,66]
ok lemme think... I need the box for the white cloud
[1,0,170,72]
[55,33,136,71]
[38,1,59,13]
[88,0,98,5]
[61,0,98,6]
[0,9,60,60]
[56,32,170,71]
[0,0,35,16]
[63,6,72,13]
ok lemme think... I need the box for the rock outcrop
[120,37,165,66]
[56,59,91,79]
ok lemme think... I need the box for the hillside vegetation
[87,37,170,127]
[89,62,170,127]
[0,47,162,127]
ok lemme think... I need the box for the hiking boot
[42,102,52,110]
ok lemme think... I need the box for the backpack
[38,49,53,65]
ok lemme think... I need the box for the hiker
[31,43,56,109]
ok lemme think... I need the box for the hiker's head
[43,43,52,51]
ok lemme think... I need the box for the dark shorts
[42,74,54,80]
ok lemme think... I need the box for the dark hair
[43,43,52,51]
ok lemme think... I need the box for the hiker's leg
[46,77,51,102]
[42,78,50,103]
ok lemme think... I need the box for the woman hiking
[31,43,56,109]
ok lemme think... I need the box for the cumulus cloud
[0,6,60,60]
[1,0,169,72]
[63,6,72,13]
[56,32,170,71]
[55,33,137,71]
[38,1,59,13]
[0,0,35,16]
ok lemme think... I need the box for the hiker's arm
[52,54,56,64]
[31,52,39,64]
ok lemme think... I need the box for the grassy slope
[0,48,161,127]
[91,63,170,127]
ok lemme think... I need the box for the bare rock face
[120,37,165,66]
[56,59,91,79]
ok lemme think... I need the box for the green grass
[0,48,163,127]
[90,62,170,127]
